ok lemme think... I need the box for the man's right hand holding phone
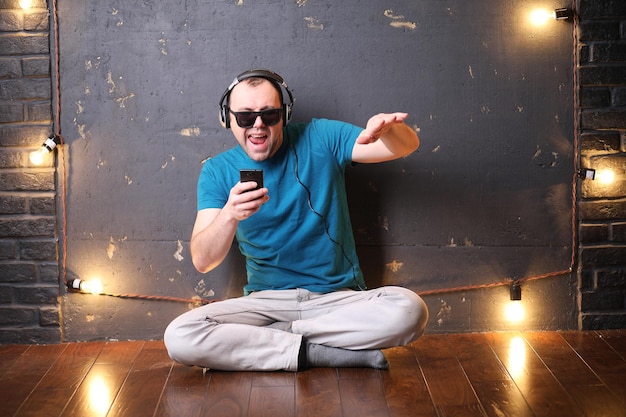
[226,180,269,221]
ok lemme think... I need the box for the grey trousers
[164,286,428,371]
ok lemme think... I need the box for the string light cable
[49,0,67,286]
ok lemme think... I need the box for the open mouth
[248,133,268,146]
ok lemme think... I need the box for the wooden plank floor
[1,330,625,417]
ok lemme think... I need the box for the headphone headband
[219,69,294,129]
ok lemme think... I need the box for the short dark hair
[230,77,284,106]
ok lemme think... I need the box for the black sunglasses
[229,108,283,128]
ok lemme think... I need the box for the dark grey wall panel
[58,0,576,340]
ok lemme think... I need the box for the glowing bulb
[29,147,48,165]
[504,301,525,323]
[29,136,59,166]
[82,279,104,295]
[67,278,103,295]
[19,0,33,9]
[595,169,615,185]
[529,9,555,26]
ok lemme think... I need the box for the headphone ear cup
[283,103,292,126]
[219,105,230,129]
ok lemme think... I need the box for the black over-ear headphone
[218,69,294,129]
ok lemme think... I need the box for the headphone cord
[290,142,365,290]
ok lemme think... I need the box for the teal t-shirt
[197,118,366,294]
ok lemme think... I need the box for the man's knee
[163,316,205,365]
[384,286,429,340]
[164,311,223,367]
[163,319,186,364]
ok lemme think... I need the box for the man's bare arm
[190,181,269,273]
[351,112,420,164]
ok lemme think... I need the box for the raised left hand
[355,112,409,144]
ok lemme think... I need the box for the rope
[49,0,69,287]
[416,268,572,297]
[93,292,216,305]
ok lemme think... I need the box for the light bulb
[19,0,33,9]
[529,9,555,26]
[29,136,59,166]
[67,278,103,295]
[81,279,104,295]
[29,147,49,165]
[595,169,615,185]
[505,302,525,323]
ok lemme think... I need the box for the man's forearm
[190,211,239,273]
[352,113,420,163]
[379,122,420,158]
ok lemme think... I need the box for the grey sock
[265,321,292,332]
[300,342,389,370]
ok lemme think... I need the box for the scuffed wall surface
[59,0,576,340]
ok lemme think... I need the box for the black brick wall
[0,0,60,344]
[577,0,626,329]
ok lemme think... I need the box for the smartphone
[240,169,264,191]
